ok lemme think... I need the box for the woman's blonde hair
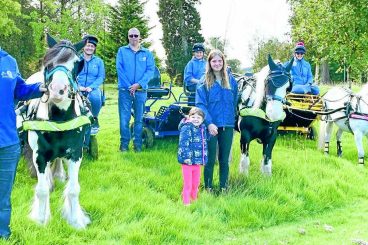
[188,107,205,119]
[204,49,230,89]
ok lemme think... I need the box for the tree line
[1,0,367,84]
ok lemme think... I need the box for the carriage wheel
[130,124,154,149]
[307,126,316,140]
[89,135,99,160]
[142,127,154,148]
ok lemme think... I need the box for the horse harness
[324,92,368,132]
[21,66,93,132]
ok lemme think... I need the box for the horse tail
[318,120,327,150]
[252,65,269,109]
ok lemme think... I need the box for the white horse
[238,55,293,176]
[22,34,91,229]
[318,84,368,164]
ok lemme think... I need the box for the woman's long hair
[204,49,230,89]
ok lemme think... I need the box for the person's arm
[89,59,105,89]
[14,75,44,101]
[116,48,130,86]
[306,62,314,84]
[195,83,212,126]
[136,51,155,89]
[230,74,238,115]
[184,61,199,84]
[178,124,193,164]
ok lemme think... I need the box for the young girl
[177,107,208,205]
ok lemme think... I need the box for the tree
[0,0,21,36]
[289,0,368,83]
[158,0,204,82]
[104,0,151,83]
[206,36,226,53]
[249,38,293,72]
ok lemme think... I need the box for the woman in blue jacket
[196,49,238,192]
[183,43,206,105]
[77,35,105,148]
[287,42,319,95]
[0,48,46,240]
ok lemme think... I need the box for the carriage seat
[147,66,170,99]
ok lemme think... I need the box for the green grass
[2,84,368,244]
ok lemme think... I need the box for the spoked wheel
[89,135,99,160]
[130,124,155,148]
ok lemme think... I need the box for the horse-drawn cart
[279,93,323,138]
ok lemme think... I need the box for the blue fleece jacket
[116,45,155,90]
[183,57,206,88]
[0,49,43,148]
[195,75,238,127]
[177,119,208,165]
[77,55,105,89]
[285,58,313,85]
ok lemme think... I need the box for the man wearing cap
[183,43,206,105]
[285,42,319,95]
[77,35,105,150]
[116,27,155,152]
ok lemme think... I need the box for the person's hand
[208,123,218,136]
[85,87,92,92]
[184,159,191,164]
[129,83,141,94]
[39,84,47,92]
[79,86,86,92]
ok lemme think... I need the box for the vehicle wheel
[89,135,99,160]
[307,126,316,140]
[130,124,154,148]
[142,127,154,148]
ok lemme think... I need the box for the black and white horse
[22,35,91,229]
[237,55,293,176]
[318,84,368,164]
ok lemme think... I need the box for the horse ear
[268,54,278,71]
[285,57,294,72]
[74,40,86,53]
[46,33,58,48]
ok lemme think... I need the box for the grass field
[2,84,368,244]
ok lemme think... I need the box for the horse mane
[43,40,77,71]
[252,65,270,109]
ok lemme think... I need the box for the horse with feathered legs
[318,84,368,165]
[22,34,92,229]
[237,55,293,176]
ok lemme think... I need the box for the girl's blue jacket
[177,120,208,165]
[195,75,238,127]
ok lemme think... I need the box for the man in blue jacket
[77,35,105,149]
[0,48,46,240]
[116,27,155,152]
[286,42,319,95]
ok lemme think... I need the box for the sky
[138,0,292,67]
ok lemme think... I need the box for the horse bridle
[265,70,291,104]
